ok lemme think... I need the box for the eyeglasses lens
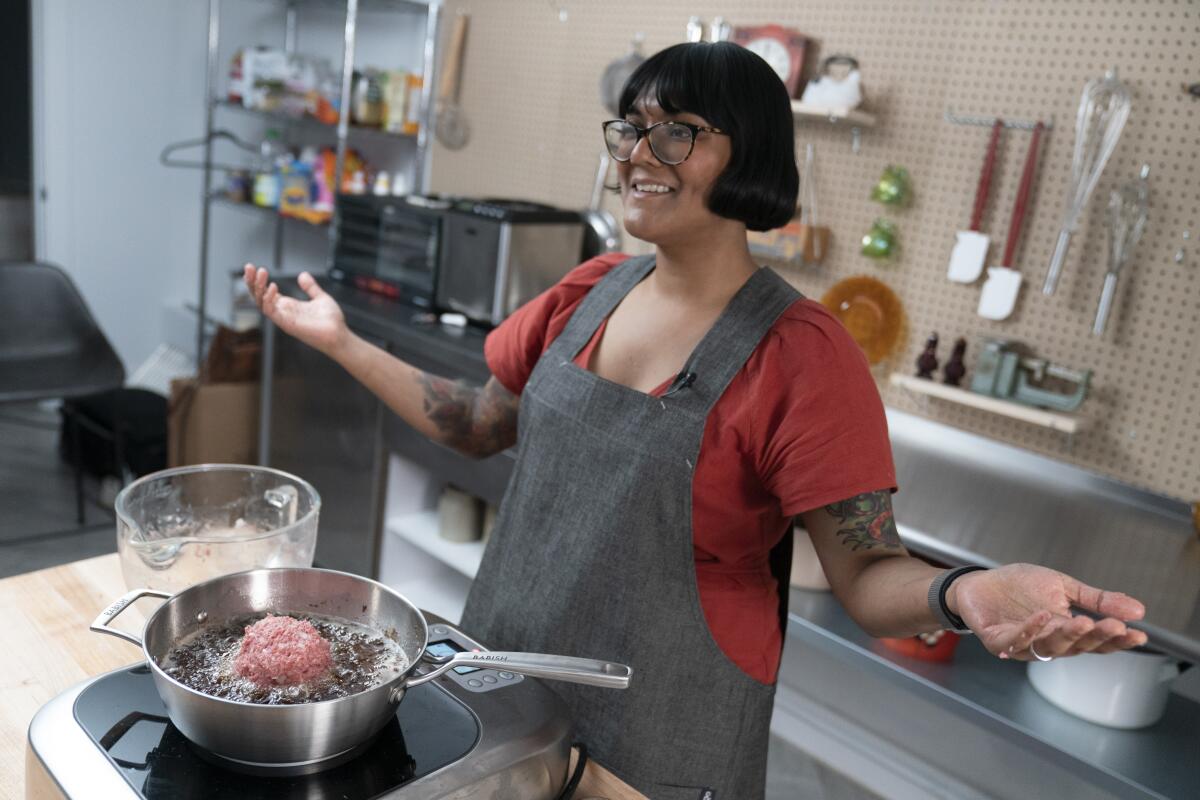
[604,122,694,166]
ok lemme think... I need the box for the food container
[438,485,482,542]
[116,464,320,593]
[1027,647,1185,729]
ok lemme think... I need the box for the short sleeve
[483,253,628,396]
[754,300,897,516]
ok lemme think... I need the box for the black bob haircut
[618,41,798,233]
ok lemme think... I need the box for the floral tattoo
[824,490,902,551]
[418,374,518,457]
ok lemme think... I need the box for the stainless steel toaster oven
[436,199,584,326]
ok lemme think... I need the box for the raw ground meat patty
[233,614,333,686]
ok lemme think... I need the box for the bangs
[618,45,730,132]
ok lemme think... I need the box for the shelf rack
[210,193,331,226]
[191,0,443,366]
[387,510,484,579]
[790,101,876,153]
[214,99,420,143]
[889,373,1088,435]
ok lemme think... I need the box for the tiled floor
[0,401,115,578]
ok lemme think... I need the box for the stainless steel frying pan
[90,567,631,772]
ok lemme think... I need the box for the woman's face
[615,98,733,247]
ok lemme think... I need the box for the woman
[246,42,1148,800]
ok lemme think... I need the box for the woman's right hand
[243,264,351,358]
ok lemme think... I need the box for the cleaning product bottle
[253,129,285,208]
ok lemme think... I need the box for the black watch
[927,565,988,634]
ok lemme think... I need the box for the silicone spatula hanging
[978,122,1044,320]
[947,120,1003,283]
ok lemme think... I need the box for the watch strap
[927,565,988,634]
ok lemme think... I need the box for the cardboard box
[168,378,260,467]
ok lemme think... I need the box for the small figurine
[943,338,968,386]
[916,333,939,379]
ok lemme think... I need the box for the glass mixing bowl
[116,464,321,592]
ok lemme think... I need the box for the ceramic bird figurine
[916,333,939,379]
[943,338,968,386]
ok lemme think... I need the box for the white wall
[33,0,209,371]
[32,0,431,371]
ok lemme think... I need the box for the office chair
[0,261,126,524]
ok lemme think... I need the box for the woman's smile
[628,177,677,199]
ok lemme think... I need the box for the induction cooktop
[28,622,577,800]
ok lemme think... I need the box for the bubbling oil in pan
[161,613,409,705]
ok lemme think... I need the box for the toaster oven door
[333,197,439,306]
[437,213,503,324]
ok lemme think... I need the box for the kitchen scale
[28,621,579,800]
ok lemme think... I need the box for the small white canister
[1027,648,1183,729]
[438,486,483,543]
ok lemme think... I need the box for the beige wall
[428,0,1200,503]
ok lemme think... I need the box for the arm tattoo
[824,490,903,551]
[418,374,519,457]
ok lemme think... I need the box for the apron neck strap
[551,255,802,416]
[673,267,801,415]
[554,254,657,360]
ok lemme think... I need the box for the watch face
[745,37,792,83]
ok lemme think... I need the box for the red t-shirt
[484,254,896,683]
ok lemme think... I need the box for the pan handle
[400,651,633,692]
[89,588,173,647]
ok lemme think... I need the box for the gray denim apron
[461,254,801,800]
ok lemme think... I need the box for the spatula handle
[1001,122,1044,269]
[969,120,1003,232]
[438,12,469,103]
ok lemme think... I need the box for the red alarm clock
[732,24,809,97]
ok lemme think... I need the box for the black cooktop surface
[72,665,480,800]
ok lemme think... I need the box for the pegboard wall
[427,0,1200,502]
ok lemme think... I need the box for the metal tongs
[1093,165,1149,336]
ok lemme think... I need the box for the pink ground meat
[233,615,333,686]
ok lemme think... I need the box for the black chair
[0,261,126,524]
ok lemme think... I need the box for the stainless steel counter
[886,409,1200,664]
[782,587,1199,799]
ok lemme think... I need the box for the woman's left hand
[948,563,1148,661]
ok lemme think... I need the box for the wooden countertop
[2,554,644,800]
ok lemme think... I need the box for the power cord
[556,742,587,799]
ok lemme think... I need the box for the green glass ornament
[861,218,897,258]
[870,165,911,206]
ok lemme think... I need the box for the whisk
[1093,165,1149,336]
[1043,69,1131,295]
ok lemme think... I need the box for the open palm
[952,563,1148,661]
[244,265,348,357]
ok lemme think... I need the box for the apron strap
[550,255,658,362]
[670,267,802,417]
[546,256,802,421]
